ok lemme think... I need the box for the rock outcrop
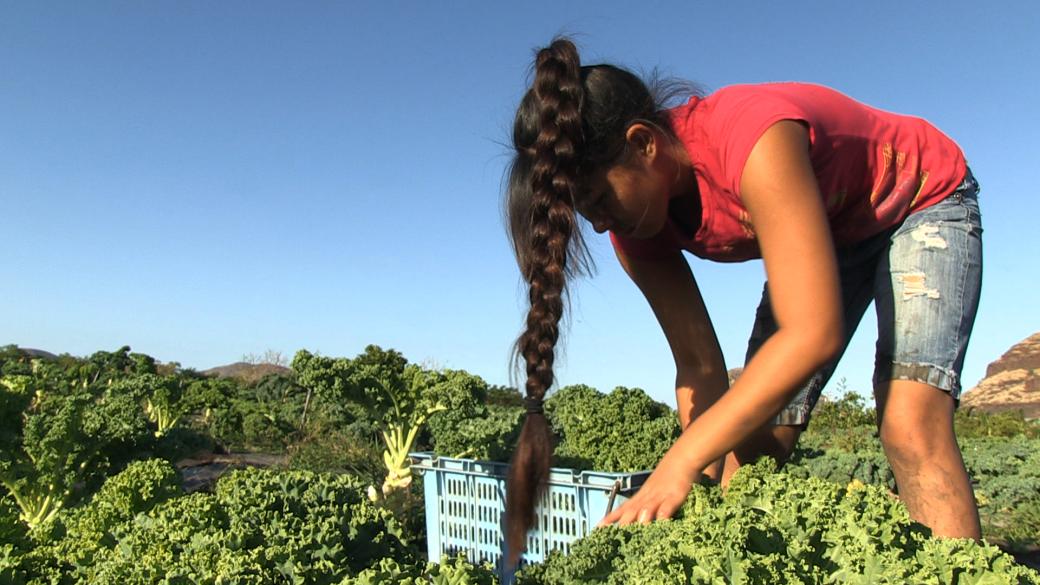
[961,332,1040,419]
[727,367,744,386]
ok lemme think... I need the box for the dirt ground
[176,452,288,493]
[1010,548,1040,571]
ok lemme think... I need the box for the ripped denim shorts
[745,168,984,426]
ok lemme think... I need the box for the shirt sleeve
[709,86,816,197]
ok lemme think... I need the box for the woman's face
[577,138,675,239]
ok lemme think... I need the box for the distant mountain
[18,347,59,360]
[201,362,292,384]
[961,332,1040,419]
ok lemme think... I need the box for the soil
[176,452,288,493]
[1010,548,1040,572]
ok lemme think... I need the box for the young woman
[502,38,983,565]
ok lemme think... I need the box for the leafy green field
[2,344,1037,583]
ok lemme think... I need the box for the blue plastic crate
[409,452,650,584]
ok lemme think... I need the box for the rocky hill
[201,362,291,384]
[18,347,59,360]
[961,332,1040,419]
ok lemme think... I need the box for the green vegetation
[1,344,1037,583]
[546,384,680,472]
[292,345,493,495]
[19,460,496,584]
[517,459,1038,584]
[0,356,154,527]
[797,389,1040,552]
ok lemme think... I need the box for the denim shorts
[744,168,984,426]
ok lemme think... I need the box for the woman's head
[506,46,680,272]
[578,122,682,238]
[502,37,693,567]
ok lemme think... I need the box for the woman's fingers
[655,499,680,521]
[598,499,640,527]
[595,465,694,528]
[610,504,641,527]
[638,508,653,525]
[598,497,672,528]
[621,506,644,526]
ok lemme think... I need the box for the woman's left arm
[599,120,843,527]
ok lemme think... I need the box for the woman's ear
[625,123,658,160]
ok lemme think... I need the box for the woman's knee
[876,380,958,464]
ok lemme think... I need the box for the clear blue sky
[4,2,1038,406]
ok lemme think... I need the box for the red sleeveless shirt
[610,82,967,262]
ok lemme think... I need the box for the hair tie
[524,397,545,414]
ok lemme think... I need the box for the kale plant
[293,346,486,496]
[25,466,452,584]
[546,384,680,472]
[0,361,152,528]
[517,459,1039,584]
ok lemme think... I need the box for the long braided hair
[502,37,695,568]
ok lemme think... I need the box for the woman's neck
[667,143,701,239]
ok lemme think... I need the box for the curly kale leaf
[293,347,491,493]
[0,370,152,528]
[546,385,679,473]
[517,459,1039,584]
[340,554,498,584]
[28,467,426,584]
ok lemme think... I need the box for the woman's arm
[600,120,843,526]
[615,249,729,432]
[667,120,842,472]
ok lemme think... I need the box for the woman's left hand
[596,453,702,527]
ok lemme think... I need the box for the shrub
[340,553,498,584]
[23,459,182,582]
[0,365,153,528]
[0,495,26,584]
[956,408,1040,439]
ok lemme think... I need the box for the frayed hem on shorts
[873,361,962,400]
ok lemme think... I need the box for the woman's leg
[875,380,981,538]
[873,170,984,539]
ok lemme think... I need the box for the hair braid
[504,37,584,569]
[502,36,698,570]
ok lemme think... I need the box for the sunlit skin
[586,121,981,540]
[576,124,695,239]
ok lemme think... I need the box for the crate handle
[604,479,622,515]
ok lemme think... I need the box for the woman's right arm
[614,248,729,434]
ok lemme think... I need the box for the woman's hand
[596,452,702,527]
